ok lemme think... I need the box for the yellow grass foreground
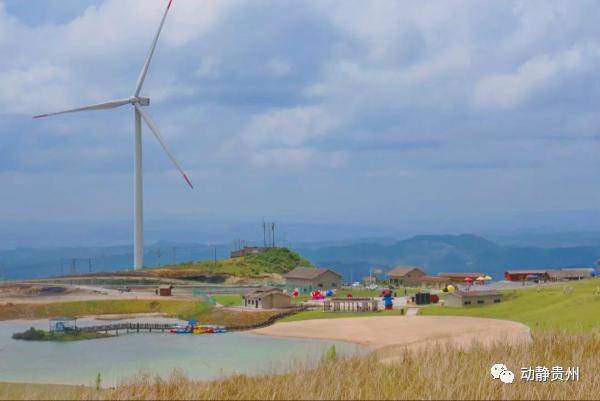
[1,331,598,400]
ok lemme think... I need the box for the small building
[437,272,485,283]
[387,266,427,287]
[242,287,291,309]
[445,290,503,308]
[418,276,452,289]
[158,285,172,296]
[363,276,376,285]
[284,267,343,292]
[230,246,270,258]
[558,268,594,280]
[49,316,77,332]
[504,270,551,282]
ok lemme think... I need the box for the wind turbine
[33,0,192,270]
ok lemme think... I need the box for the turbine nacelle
[131,97,150,106]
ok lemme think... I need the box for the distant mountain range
[294,234,600,282]
[1,234,598,282]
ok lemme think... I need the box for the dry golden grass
[3,331,597,400]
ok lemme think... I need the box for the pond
[0,318,365,386]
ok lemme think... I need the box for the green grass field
[0,299,203,321]
[420,278,600,331]
[211,294,243,307]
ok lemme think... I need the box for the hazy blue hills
[1,234,598,281]
[294,234,599,281]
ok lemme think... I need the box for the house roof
[505,269,550,275]
[284,267,342,280]
[437,272,485,278]
[420,276,451,282]
[559,268,594,277]
[387,266,425,278]
[449,290,502,298]
[243,287,289,300]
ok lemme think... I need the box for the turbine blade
[135,104,193,189]
[33,99,130,119]
[133,0,174,97]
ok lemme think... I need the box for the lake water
[0,318,364,386]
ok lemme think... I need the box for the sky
[1,0,600,246]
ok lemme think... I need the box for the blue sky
[1,0,600,244]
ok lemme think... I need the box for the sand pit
[252,315,531,361]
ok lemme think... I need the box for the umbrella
[476,276,485,281]
[483,275,492,281]
[447,285,456,293]
[464,277,473,283]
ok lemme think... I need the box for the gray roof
[387,266,425,278]
[449,290,502,298]
[243,287,289,300]
[505,269,550,275]
[437,272,485,278]
[284,267,341,280]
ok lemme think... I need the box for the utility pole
[213,245,217,266]
[271,223,276,247]
[156,248,162,267]
[263,221,267,248]
[88,258,92,273]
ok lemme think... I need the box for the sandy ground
[252,315,531,362]
[0,283,192,304]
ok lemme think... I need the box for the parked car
[351,282,361,288]
[366,283,379,290]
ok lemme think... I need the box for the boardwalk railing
[78,322,175,334]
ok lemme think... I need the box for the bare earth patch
[252,315,531,362]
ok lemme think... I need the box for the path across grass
[420,278,600,331]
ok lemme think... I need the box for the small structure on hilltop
[242,287,291,309]
[323,298,378,312]
[445,290,503,308]
[49,316,77,332]
[437,272,486,283]
[284,267,342,293]
[230,246,270,258]
[387,266,427,286]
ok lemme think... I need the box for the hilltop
[130,247,314,283]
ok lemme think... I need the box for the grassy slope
[147,247,314,279]
[0,299,201,321]
[420,278,600,331]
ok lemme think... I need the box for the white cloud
[473,46,596,109]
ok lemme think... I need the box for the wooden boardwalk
[79,322,175,335]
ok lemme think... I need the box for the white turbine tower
[33,0,192,270]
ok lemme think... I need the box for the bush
[12,327,47,341]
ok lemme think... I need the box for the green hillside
[420,278,600,331]
[145,247,314,279]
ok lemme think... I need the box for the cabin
[445,290,503,307]
[284,267,342,292]
[158,285,172,296]
[242,287,291,309]
[387,266,427,286]
[437,272,485,283]
[557,268,594,280]
[363,276,377,285]
[504,270,551,282]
